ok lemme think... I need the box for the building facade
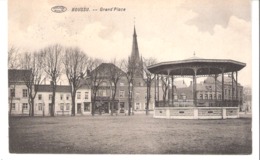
[8,69,31,115]
[34,85,91,116]
[8,69,92,116]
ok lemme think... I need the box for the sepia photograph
[2,0,259,159]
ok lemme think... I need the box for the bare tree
[122,58,137,116]
[88,58,104,116]
[143,57,157,115]
[63,47,89,116]
[108,59,125,116]
[8,46,21,69]
[8,84,16,116]
[161,76,170,106]
[41,44,63,117]
[20,52,44,116]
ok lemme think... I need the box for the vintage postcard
[4,0,259,159]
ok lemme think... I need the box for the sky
[8,0,252,86]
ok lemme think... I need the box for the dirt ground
[9,114,252,154]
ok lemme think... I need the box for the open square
[9,115,252,154]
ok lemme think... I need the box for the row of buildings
[8,26,247,116]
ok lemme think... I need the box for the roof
[8,69,31,82]
[175,87,193,99]
[78,79,91,89]
[196,84,207,91]
[147,58,246,76]
[90,63,125,77]
[174,80,187,88]
[204,76,241,86]
[36,85,71,93]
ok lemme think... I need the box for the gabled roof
[204,76,241,86]
[78,79,91,89]
[90,63,125,77]
[8,69,31,82]
[175,87,193,99]
[196,84,207,91]
[174,80,187,88]
[36,85,71,93]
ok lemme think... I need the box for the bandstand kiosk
[147,57,246,119]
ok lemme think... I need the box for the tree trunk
[111,85,117,116]
[92,92,97,116]
[71,92,76,116]
[31,99,35,117]
[51,90,56,117]
[9,98,13,116]
[111,100,113,116]
[128,84,131,116]
[29,99,32,116]
[146,82,150,115]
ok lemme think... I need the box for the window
[66,103,70,110]
[174,95,178,100]
[218,94,221,99]
[60,94,63,100]
[22,89,27,97]
[182,95,186,100]
[60,103,64,110]
[135,92,140,99]
[214,94,216,99]
[136,103,140,110]
[77,92,81,99]
[225,89,227,95]
[102,90,106,96]
[38,94,42,100]
[10,89,15,97]
[66,94,70,100]
[49,94,52,100]
[208,86,212,90]
[200,94,203,99]
[99,90,106,96]
[205,94,208,99]
[11,103,15,110]
[85,92,89,99]
[84,103,90,111]
[38,103,42,111]
[209,94,212,99]
[119,91,124,98]
[228,89,231,96]
[22,103,28,110]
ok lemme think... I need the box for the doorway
[120,102,125,113]
[77,103,81,114]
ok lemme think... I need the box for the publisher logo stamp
[51,6,67,13]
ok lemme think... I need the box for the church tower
[128,26,143,78]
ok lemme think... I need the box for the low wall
[154,107,239,119]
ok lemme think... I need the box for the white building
[8,69,31,115]
[34,84,92,116]
[8,69,92,116]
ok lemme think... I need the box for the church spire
[131,25,140,59]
